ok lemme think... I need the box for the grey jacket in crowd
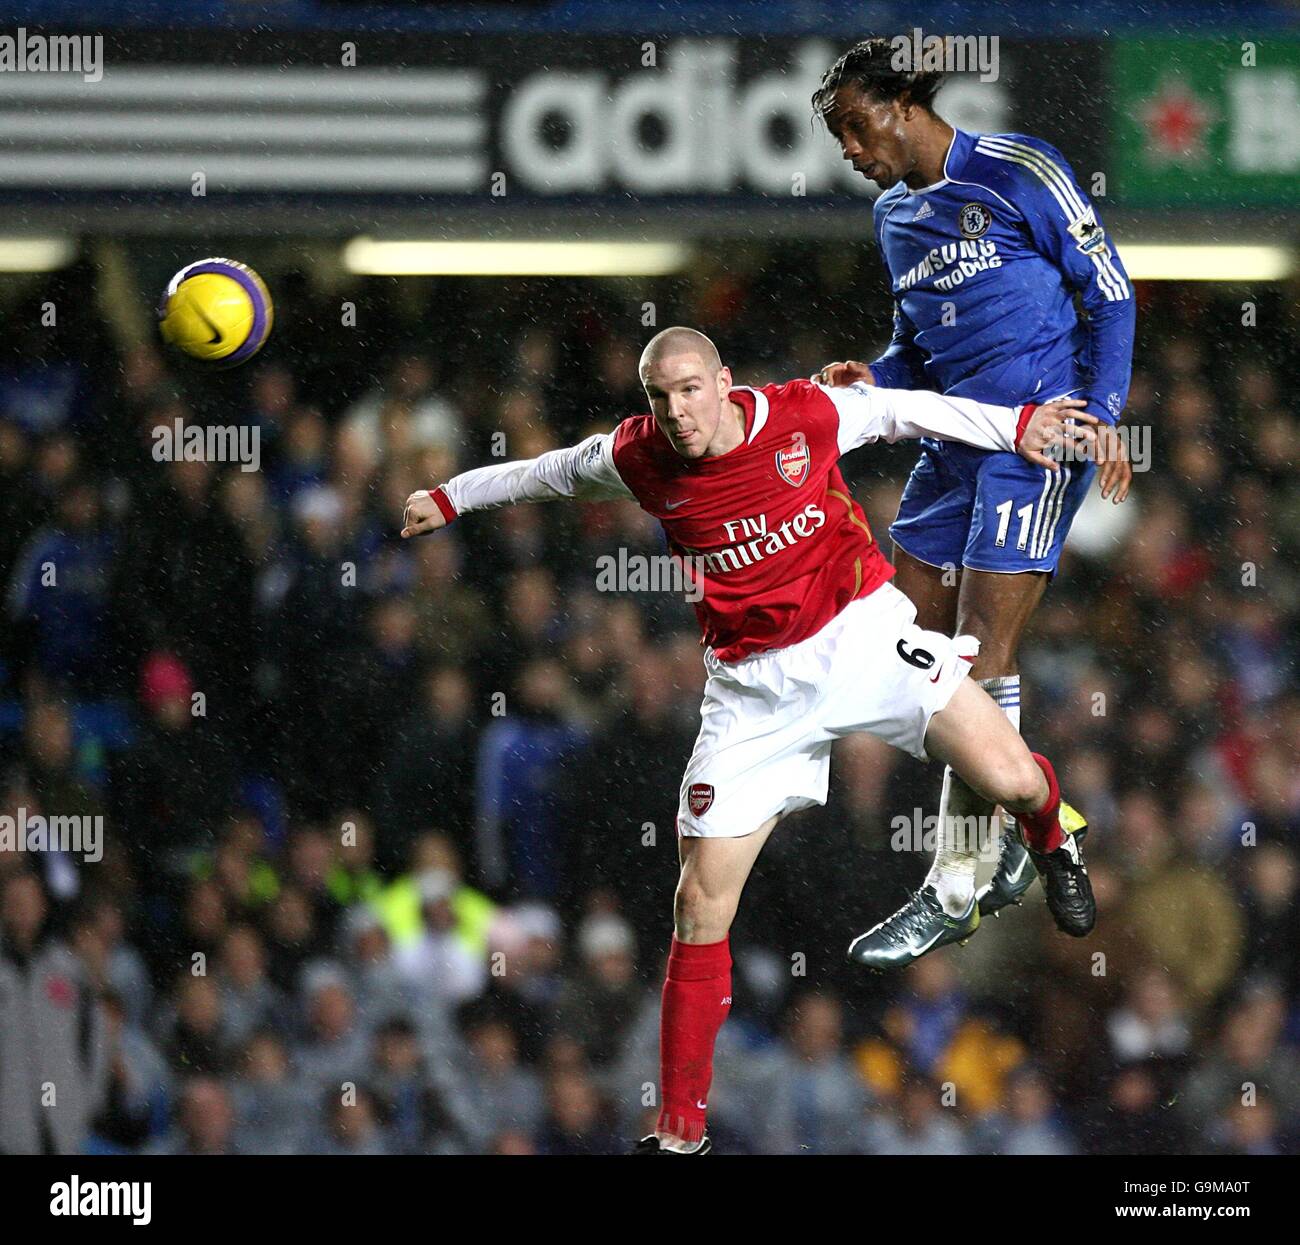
[0,932,109,1154]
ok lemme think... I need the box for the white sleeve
[818,381,1024,455]
[440,431,633,515]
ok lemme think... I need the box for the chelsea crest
[958,202,992,238]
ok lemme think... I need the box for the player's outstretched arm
[820,380,1099,470]
[400,431,633,538]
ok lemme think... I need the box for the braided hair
[811,37,946,122]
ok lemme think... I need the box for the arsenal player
[401,326,1095,1155]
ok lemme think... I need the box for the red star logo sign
[1141,79,1213,164]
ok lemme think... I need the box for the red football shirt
[610,382,893,661]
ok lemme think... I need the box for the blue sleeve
[1009,138,1135,424]
[867,195,928,390]
[869,300,929,391]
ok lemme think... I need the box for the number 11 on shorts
[993,498,1034,550]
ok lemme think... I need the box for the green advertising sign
[1111,38,1300,207]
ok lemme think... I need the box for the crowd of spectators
[0,245,1296,1154]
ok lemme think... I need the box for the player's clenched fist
[401,489,448,538]
[1016,399,1099,471]
[813,360,875,387]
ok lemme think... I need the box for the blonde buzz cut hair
[638,326,723,379]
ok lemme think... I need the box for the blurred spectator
[230,1031,313,1155]
[340,354,463,474]
[372,832,496,960]
[74,897,152,1029]
[1084,1061,1187,1155]
[534,1068,619,1155]
[862,1074,968,1156]
[392,868,488,1005]
[1178,982,1300,1144]
[374,667,479,872]
[89,990,169,1153]
[856,953,1024,1117]
[217,924,291,1050]
[562,648,693,957]
[0,419,42,592]
[972,1065,1076,1155]
[745,992,870,1154]
[317,1083,390,1155]
[113,652,235,878]
[1214,1095,1285,1156]
[455,1013,545,1149]
[0,871,108,1154]
[1114,805,1245,1011]
[295,965,369,1093]
[1106,967,1192,1064]
[7,479,115,692]
[554,912,645,1066]
[1236,842,1300,999]
[161,972,232,1077]
[261,886,322,992]
[340,905,420,1030]
[151,1075,238,1155]
[369,1017,470,1155]
[467,905,567,1066]
[475,657,588,897]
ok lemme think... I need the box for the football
[157,257,273,365]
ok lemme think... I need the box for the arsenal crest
[775,441,811,487]
[688,783,714,816]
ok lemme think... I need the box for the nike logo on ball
[196,307,224,345]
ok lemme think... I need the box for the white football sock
[925,766,984,915]
[924,675,1021,916]
[981,674,1022,736]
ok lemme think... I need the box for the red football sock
[1017,752,1065,853]
[657,935,732,1145]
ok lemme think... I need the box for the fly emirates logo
[685,503,827,575]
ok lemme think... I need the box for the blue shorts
[889,439,1094,575]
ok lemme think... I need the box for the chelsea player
[812,39,1136,967]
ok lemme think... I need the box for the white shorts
[676,581,979,838]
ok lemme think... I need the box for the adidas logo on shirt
[913,199,934,222]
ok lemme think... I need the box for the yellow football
[158,258,273,365]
